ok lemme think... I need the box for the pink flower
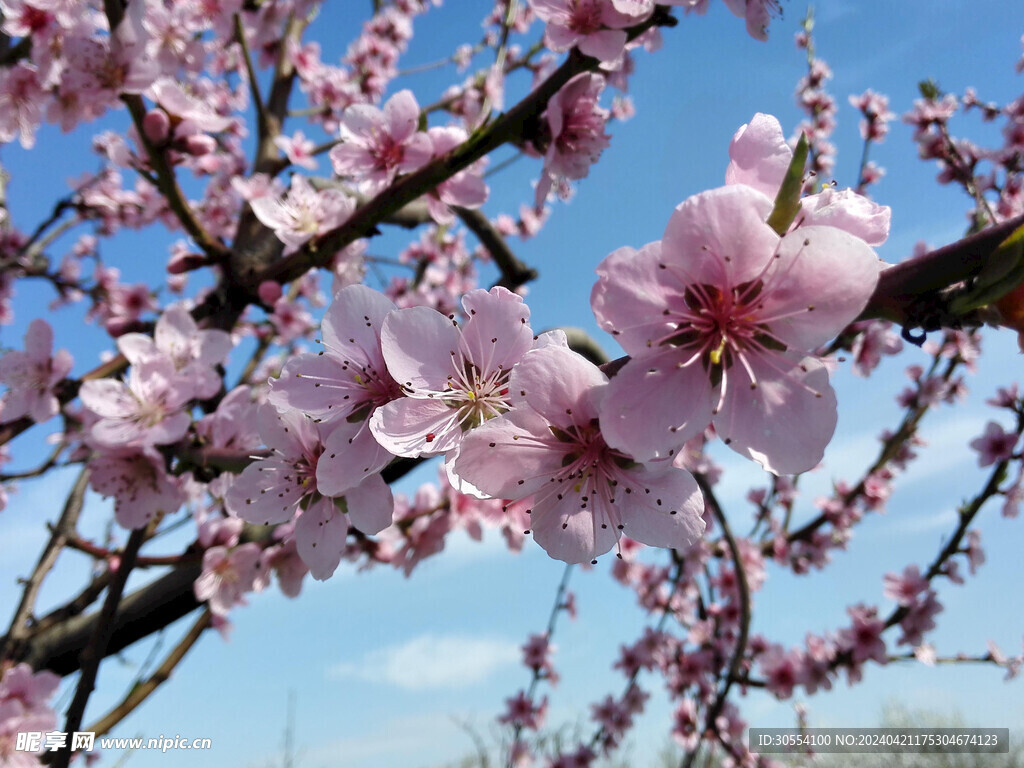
[882,565,929,607]
[274,130,319,170]
[0,664,59,711]
[726,113,891,245]
[530,0,639,63]
[592,184,879,474]
[423,126,488,225]
[758,644,803,699]
[454,345,704,563]
[370,286,533,463]
[498,691,547,730]
[838,603,887,665]
[969,421,1018,467]
[79,359,193,447]
[250,175,355,254]
[0,62,44,149]
[224,405,393,580]
[536,73,610,206]
[721,0,781,40]
[329,89,432,193]
[117,304,232,400]
[0,319,73,423]
[194,543,264,617]
[89,447,185,529]
[268,285,402,495]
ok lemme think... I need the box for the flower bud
[142,109,171,144]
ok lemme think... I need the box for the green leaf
[766,133,809,236]
[918,79,941,100]
[949,221,1024,315]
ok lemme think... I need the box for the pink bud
[179,134,216,156]
[142,109,170,144]
[167,250,209,274]
[258,280,283,305]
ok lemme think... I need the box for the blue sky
[2,1,1024,767]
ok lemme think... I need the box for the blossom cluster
[217,112,888,577]
[0,664,59,765]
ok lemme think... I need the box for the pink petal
[544,24,579,53]
[612,467,704,550]
[591,241,678,357]
[383,90,421,143]
[577,29,628,62]
[79,379,136,419]
[268,353,355,421]
[397,132,433,173]
[143,411,192,445]
[381,305,461,391]
[340,103,387,142]
[531,491,619,563]
[661,185,777,288]
[117,333,156,365]
[24,318,53,359]
[316,419,394,496]
[510,345,604,429]
[329,143,374,176]
[725,113,792,199]
[257,403,318,458]
[455,410,568,499]
[344,472,394,535]
[459,287,533,374]
[369,397,462,457]
[294,496,349,581]
[798,188,891,246]
[755,225,880,351]
[225,457,306,525]
[321,284,396,368]
[600,350,714,462]
[715,355,837,475]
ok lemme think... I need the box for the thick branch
[862,212,1024,324]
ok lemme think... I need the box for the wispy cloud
[328,633,520,690]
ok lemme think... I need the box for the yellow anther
[709,337,727,366]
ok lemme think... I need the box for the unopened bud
[167,250,210,274]
[258,280,283,305]
[179,133,217,156]
[142,109,170,144]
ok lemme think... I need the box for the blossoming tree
[0,1,1022,766]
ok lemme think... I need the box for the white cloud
[328,633,520,690]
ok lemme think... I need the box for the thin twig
[0,468,89,663]
[85,610,212,737]
[681,476,750,768]
[50,526,149,768]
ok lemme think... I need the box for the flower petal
[344,473,394,535]
[369,397,462,458]
[715,355,838,475]
[381,305,461,392]
[756,225,880,350]
[600,350,714,462]
[591,241,679,357]
[611,466,705,550]
[459,287,533,374]
[725,113,792,198]
[317,419,395,496]
[294,496,349,581]
[661,185,777,288]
